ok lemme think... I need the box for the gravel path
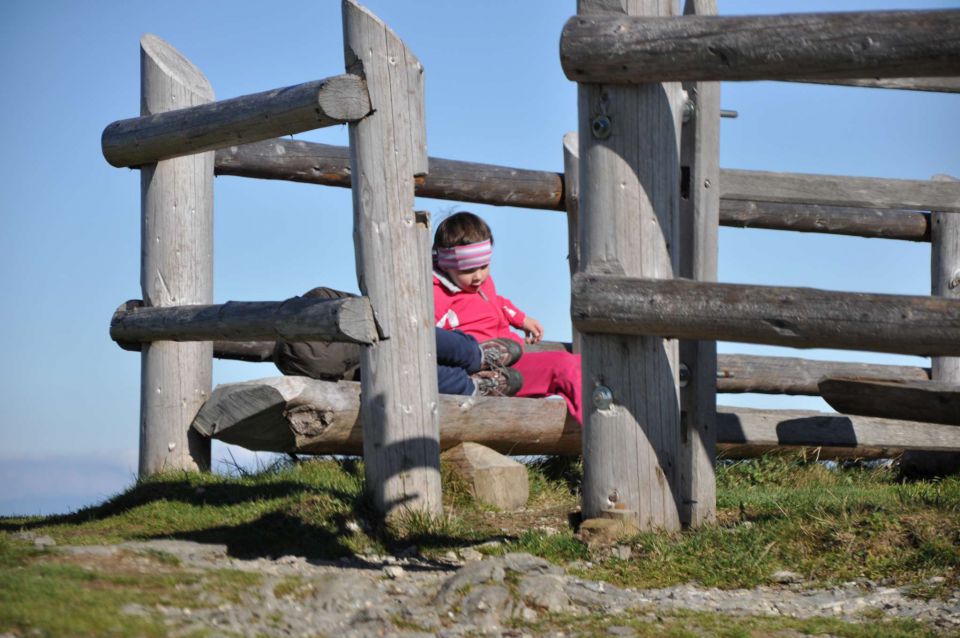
[40,538,960,637]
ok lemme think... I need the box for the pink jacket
[433,270,526,344]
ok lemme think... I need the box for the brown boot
[471,368,524,397]
[478,338,523,370]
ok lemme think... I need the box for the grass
[1,452,958,637]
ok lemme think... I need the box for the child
[432,212,583,423]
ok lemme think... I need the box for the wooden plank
[721,169,960,214]
[717,354,929,395]
[719,199,930,242]
[678,0,720,530]
[110,296,376,345]
[215,139,565,210]
[138,34,214,475]
[572,274,960,357]
[103,74,370,167]
[796,76,960,94]
[560,10,960,84]
[577,0,683,531]
[819,377,960,426]
[215,139,948,228]
[343,0,441,519]
[562,132,581,355]
[191,376,960,456]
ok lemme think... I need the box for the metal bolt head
[682,98,695,123]
[592,385,613,410]
[591,115,611,140]
[678,363,690,388]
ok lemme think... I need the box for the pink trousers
[512,351,582,425]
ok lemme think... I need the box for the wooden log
[717,354,929,395]
[577,0,684,531]
[441,443,529,511]
[110,295,376,345]
[902,175,960,475]
[797,76,960,94]
[191,377,960,457]
[102,74,370,168]
[344,0,441,518]
[138,34,214,475]
[719,199,930,242]
[560,10,960,84]
[819,377,960,426]
[214,139,944,236]
[573,274,960,357]
[214,139,566,211]
[678,0,720,529]
[721,169,960,214]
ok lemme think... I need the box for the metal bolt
[592,385,613,410]
[591,115,611,139]
[704,178,711,189]
[679,363,690,388]
[682,98,696,123]
[608,490,619,504]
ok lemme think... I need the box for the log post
[342,0,441,519]
[563,131,581,354]
[138,34,214,475]
[678,0,719,528]
[577,0,684,531]
[902,174,960,477]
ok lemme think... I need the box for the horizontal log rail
[572,274,960,356]
[560,10,960,84]
[215,139,566,210]
[110,296,377,345]
[191,377,960,457]
[215,139,950,233]
[721,169,960,214]
[195,338,931,396]
[796,76,960,94]
[716,354,929,395]
[819,377,960,426]
[102,74,371,167]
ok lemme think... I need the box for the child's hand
[522,316,544,344]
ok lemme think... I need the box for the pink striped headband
[435,240,492,270]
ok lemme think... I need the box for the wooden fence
[103,1,960,526]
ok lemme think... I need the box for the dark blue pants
[436,328,481,395]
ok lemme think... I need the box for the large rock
[442,442,529,510]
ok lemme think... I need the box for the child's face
[446,264,490,293]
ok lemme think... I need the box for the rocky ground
[19,534,960,637]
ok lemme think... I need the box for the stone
[578,516,640,548]
[441,442,529,510]
[771,570,804,584]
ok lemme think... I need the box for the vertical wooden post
[343,0,442,518]
[577,0,684,531]
[139,34,214,475]
[563,131,582,354]
[678,0,719,527]
[901,174,960,477]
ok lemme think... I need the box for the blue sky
[1,0,957,516]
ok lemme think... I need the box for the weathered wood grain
[577,0,684,531]
[138,34,214,475]
[103,74,369,168]
[343,0,441,518]
[819,377,960,426]
[110,296,376,344]
[717,354,929,395]
[572,274,960,356]
[719,199,930,242]
[561,10,960,83]
[191,377,960,456]
[721,169,960,214]
[678,0,720,529]
[215,139,565,210]
[797,76,960,94]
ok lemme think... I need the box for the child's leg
[512,351,583,424]
[435,328,482,373]
[438,364,475,395]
